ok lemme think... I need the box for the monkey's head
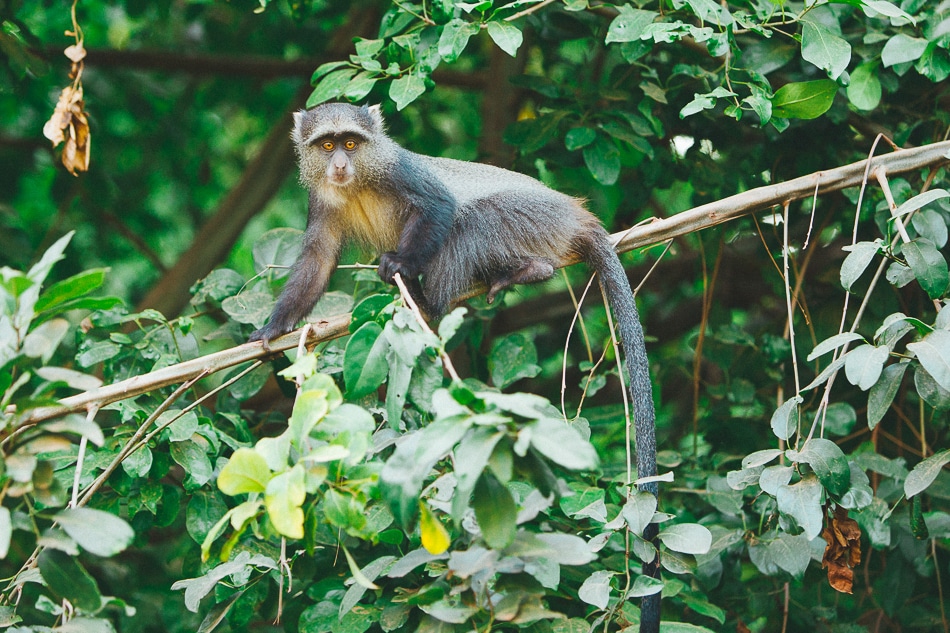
[292,103,391,195]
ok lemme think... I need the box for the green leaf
[218,448,271,495]
[840,241,881,291]
[386,356,413,429]
[289,390,330,447]
[847,62,881,111]
[628,574,664,597]
[171,440,213,486]
[743,92,772,126]
[472,471,517,549]
[767,531,812,578]
[679,93,716,118]
[905,449,950,498]
[381,415,474,529]
[565,127,596,150]
[55,508,134,557]
[788,438,850,496]
[529,417,599,470]
[656,523,712,554]
[775,474,824,539]
[742,449,784,469]
[824,402,857,436]
[800,21,851,79]
[186,491,228,544]
[452,428,505,521]
[265,464,307,539]
[868,362,907,429]
[770,395,802,441]
[844,344,890,391]
[578,570,614,609]
[437,307,467,342]
[916,42,950,83]
[253,228,303,276]
[583,137,621,185]
[915,366,950,410]
[23,318,68,362]
[881,34,928,67]
[438,18,479,62]
[191,268,246,306]
[344,321,391,399]
[389,74,427,111]
[489,333,542,388]
[350,293,396,332]
[171,552,276,613]
[605,6,657,43]
[759,465,794,496]
[908,330,950,392]
[912,209,948,249]
[860,0,915,22]
[343,71,378,101]
[311,60,349,83]
[323,488,367,536]
[307,68,358,107]
[621,491,657,536]
[486,21,522,57]
[803,353,848,391]
[903,240,949,299]
[0,508,11,559]
[222,292,274,328]
[685,0,733,24]
[808,332,865,361]
[34,268,107,314]
[37,548,102,612]
[771,80,838,120]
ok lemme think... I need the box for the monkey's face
[317,137,360,187]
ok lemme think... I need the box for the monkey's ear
[291,110,306,144]
[367,104,385,133]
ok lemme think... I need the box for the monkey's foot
[487,259,556,303]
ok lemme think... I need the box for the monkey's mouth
[327,171,355,186]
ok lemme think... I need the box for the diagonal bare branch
[15,139,950,427]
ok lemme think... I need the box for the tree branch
[15,139,950,427]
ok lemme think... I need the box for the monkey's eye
[321,141,335,151]
[344,139,357,150]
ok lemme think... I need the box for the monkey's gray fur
[250,102,661,633]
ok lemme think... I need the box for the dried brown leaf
[821,505,862,594]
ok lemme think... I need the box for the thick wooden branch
[15,140,950,427]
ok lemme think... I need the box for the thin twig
[505,0,558,21]
[69,405,98,508]
[392,273,461,383]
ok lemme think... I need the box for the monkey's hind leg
[487,258,555,304]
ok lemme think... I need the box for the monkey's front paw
[378,252,416,284]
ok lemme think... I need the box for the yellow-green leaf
[419,502,451,555]
[265,465,307,539]
[218,448,271,496]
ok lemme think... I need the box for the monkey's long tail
[584,232,660,633]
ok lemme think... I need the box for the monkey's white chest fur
[333,189,402,251]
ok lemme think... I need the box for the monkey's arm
[249,196,342,346]
[378,153,456,284]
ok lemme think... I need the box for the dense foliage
[2,0,950,632]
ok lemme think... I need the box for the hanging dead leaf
[821,505,862,594]
[42,84,91,175]
[64,42,86,63]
